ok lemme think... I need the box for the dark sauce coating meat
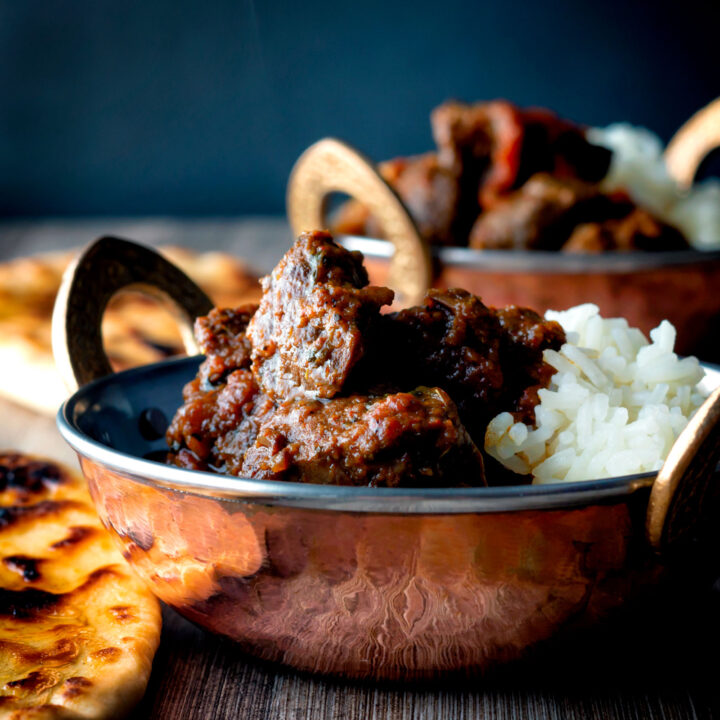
[431,99,522,215]
[194,305,256,386]
[468,174,600,250]
[563,207,689,253]
[166,306,275,472]
[166,369,275,473]
[469,175,689,252]
[511,107,612,193]
[241,387,485,488]
[167,234,564,487]
[379,154,460,246]
[494,306,566,423]
[377,290,505,436]
[357,289,566,439]
[247,231,394,401]
[431,100,610,213]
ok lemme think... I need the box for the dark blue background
[1,0,719,217]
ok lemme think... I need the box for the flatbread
[0,246,261,414]
[0,452,161,719]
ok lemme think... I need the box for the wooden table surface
[2,219,719,719]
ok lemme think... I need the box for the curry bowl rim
[340,235,720,274]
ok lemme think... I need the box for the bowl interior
[67,355,198,463]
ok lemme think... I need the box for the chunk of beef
[241,387,486,488]
[194,305,257,386]
[247,231,394,401]
[355,289,565,442]
[383,290,504,431]
[431,100,523,237]
[494,306,566,423]
[468,173,604,250]
[468,173,681,252]
[378,154,460,246]
[494,306,566,375]
[166,368,275,473]
[562,208,690,253]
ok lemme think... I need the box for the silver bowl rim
[55,355,673,514]
[339,235,720,274]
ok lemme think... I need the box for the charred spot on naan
[0,500,87,531]
[0,587,60,619]
[6,669,61,693]
[50,525,98,550]
[0,567,126,618]
[60,675,94,699]
[3,556,43,583]
[0,455,71,505]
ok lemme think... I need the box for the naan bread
[0,452,161,719]
[0,246,261,414]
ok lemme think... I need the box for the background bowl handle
[286,137,432,307]
[665,98,720,189]
[647,386,720,555]
[52,236,214,392]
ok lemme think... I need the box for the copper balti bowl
[286,100,720,360]
[54,238,720,681]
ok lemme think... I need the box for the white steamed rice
[587,124,720,250]
[484,304,707,484]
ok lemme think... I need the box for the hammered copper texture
[80,459,662,680]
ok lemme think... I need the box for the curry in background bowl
[287,99,720,359]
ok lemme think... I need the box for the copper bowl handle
[665,98,720,189]
[286,137,432,307]
[647,386,720,555]
[52,236,214,392]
